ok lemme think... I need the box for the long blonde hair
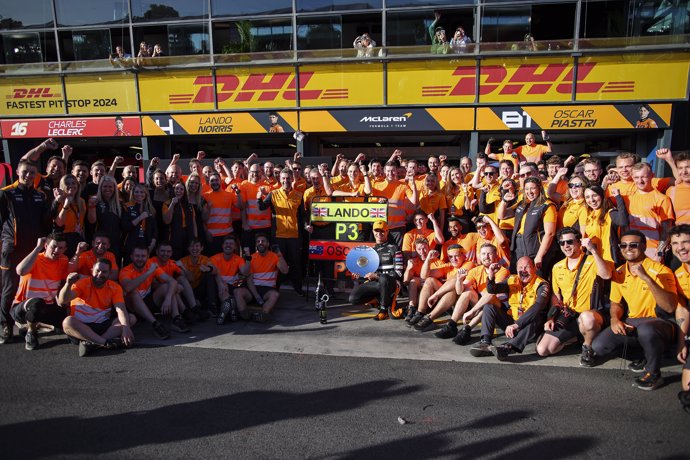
[129,183,156,216]
[96,175,121,217]
[185,172,203,206]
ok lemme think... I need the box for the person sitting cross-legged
[59,259,136,357]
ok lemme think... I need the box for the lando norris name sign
[310,202,387,223]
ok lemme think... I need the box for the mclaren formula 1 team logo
[359,112,413,128]
[168,72,348,105]
[422,63,633,97]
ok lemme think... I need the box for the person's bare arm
[16,238,45,276]
[21,138,58,162]
[108,156,124,177]
[58,272,80,306]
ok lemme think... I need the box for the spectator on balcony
[354,33,376,58]
[450,27,472,53]
[137,41,151,58]
[109,46,132,67]
[429,12,449,55]
[151,44,166,57]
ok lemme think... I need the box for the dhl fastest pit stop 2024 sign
[0,116,142,138]
[142,112,297,136]
[476,103,672,130]
[0,74,138,116]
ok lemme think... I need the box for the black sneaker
[628,358,647,373]
[217,298,233,325]
[193,307,211,321]
[78,341,99,357]
[470,340,493,357]
[0,324,13,345]
[580,344,596,367]
[435,321,458,339]
[152,321,170,340]
[453,326,472,345]
[24,330,38,351]
[678,390,690,413]
[413,315,435,332]
[254,311,270,323]
[104,337,123,350]
[408,312,424,326]
[633,372,664,391]
[294,286,305,297]
[171,315,190,333]
[404,307,417,323]
[490,344,512,361]
[181,308,196,324]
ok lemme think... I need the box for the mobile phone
[271,244,280,253]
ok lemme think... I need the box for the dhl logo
[169,72,348,105]
[7,88,61,99]
[422,63,634,97]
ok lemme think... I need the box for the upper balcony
[1,34,689,77]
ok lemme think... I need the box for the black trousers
[480,303,542,352]
[277,237,302,289]
[592,317,676,374]
[194,271,220,311]
[349,274,397,310]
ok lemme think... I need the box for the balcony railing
[1,35,688,76]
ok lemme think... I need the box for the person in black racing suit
[349,220,404,320]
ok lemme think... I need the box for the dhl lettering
[179,72,330,105]
[432,63,618,97]
[10,88,61,99]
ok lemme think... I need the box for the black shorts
[68,317,114,344]
[256,286,277,298]
[544,318,580,343]
[10,299,68,329]
[142,294,159,313]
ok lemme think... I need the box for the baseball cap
[373,220,388,232]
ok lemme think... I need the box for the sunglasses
[483,172,496,177]
[558,239,577,246]
[568,183,584,189]
[619,242,641,249]
[292,168,301,171]
[519,173,530,178]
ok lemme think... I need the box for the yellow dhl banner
[138,65,384,112]
[574,54,690,102]
[476,104,672,130]
[387,59,476,105]
[64,74,138,114]
[0,74,138,116]
[0,76,64,115]
[299,63,384,107]
[387,53,689,104]
[138,70,214,112]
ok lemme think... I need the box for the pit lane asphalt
[0,291,687,459]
